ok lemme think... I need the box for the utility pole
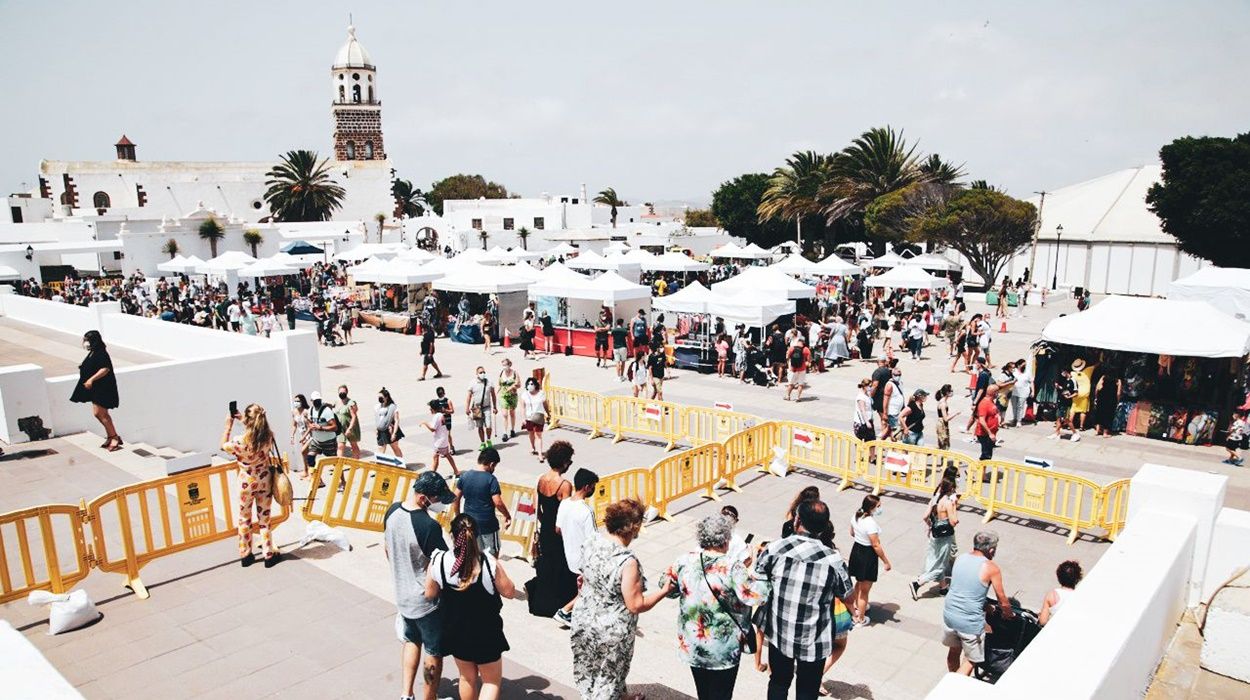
[1027,190,1047,283]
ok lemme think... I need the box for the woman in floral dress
[663,514,769,699]
[570,499,672,699]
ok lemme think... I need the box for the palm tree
[594,188,627,228]
[198,217,225,258]
[374,213,387,243]
[820,126,926,226]
[919,154,966,186]
[242,228,264,257]
[391,179,427,218]
[263,150,346,222]
[479,228,489,250]
[517,226,531,250]
[161,238,179,259]
[757,151,835,247]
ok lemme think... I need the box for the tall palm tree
[198,217,225,258]
[594,188,627,228]
[374,213,387,243]
[161,238,179,259]
[242,228,264,257]
[263,150,346,222]
[820,126,926,225]
[517,226,531,250]
[919,154,966,186]
[392,179,427,218]
[479,229,489,250]
[757,151,834,247]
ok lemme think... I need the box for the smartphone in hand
[228,400,239,418]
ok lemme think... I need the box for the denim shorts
[402,608,445,657]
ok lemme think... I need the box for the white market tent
[710,242,770,260]
[351,256,389,274]
[864,264,951,290]
[770,253,824,276]
[351,259,444,285]
[812,254,863,277]
[527,262,594,296]
[712,266,816,300]
[176,255,206,274]
[653,281,715,314]
[1041,296,1250,358]
[333,243,400,261]
[707,290,796,328]
[603,241,631,255]
[861,251,909,269]
[528,265,649,332]
[908,252,962,273]
[395,247,437,263]
[589,271,651,303]
[643,252,710,273]
[432,261,530,293]
[504,248,545,262]
[481,246,513,264]
[547,243,578,256]
[196,251,256,274]
[742,243,772,258]
[0,264,20,281]
[566,251,643,277]
[773,241,801,254]
[157,255,189,274]
[238,257,299,277]
[1167,267,1250,320]
[607,249,657,265]
[452,248,496,265]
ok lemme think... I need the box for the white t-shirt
[727,531,750,565]
[428,550,498,594]
[851,514,881,547]
[521,390,546,418]
[555,498,596,574]
[468,378,494,409]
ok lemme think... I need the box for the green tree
[478,228,489,250]
[391,178,427,218]
[264,150,345,222]
[594,187,627,228]
[374,212,387,243]
[242,228,264,257]
[684,208,718,227]
[426,174,510,216]
[711,173,792,249]
[919,154,966,186]
[1146,132,1250,267]
[820,127,926,251]
[757,151,835,249]
[198,216,225,258]
[161,238,179,259]
[912,188,1037,286]
[864,182,956,243]
[517,226,531,250]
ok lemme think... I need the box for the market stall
[564,251,642,282]
[432,260,531,344]
[712,265,816,300]
[1167,267,1250,320]
[651,281,721,370]
[864,264,950,290]
[528,264,650,356]
[1038,296,1250,443]
[709,242,772,260]
[861,250,909,270]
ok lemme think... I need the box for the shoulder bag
[928,497,955,538]
[700,554,758,654]
[269,444,294,509]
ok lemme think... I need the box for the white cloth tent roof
[1041,296,1250,358]
[643,252,710,272]
[566,250,642,275]
[907,252,962,272]
[1027,164,1171,244]
[238,257,299,277]
[707,289,796,327]
[546,243,578,256]
[607,249,656,264]
[0,264,20,280]
[396,247,437,262]
[653,281,715,314]
[432,261,530,293]
[157,255,189,273]
[452,248,494,264]
[769,253,824,276]
[812,254,863,277]
[352,259,444,285]
[773,241,801,254]
[712,266,816,300]
[864,264,951,290]
[502,261,544,282]
[333,243,400,261]
[528,262,593,295]
[481,246,513,264]
[1167,267,1250,320]
[590,271,651,302]
[742,243,772,258]
[503,248,545,262]
[196,251,256,273]
[603,241,631,255]
[862,251,909,269]
[178,255,206,273]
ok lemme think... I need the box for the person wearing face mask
[334,384,361,459]
[375,387,404,460]
[497,360,520,440]
[419,399,459,476]
[848,495,891,627]
[307,391,339,463]
[883,368,906,440]
[384,471,455,700]
[465,367,498,451]
[290,394,312,478]
[71,330,123,451]
[520,377,550,461]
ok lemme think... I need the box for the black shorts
[422,353,435,366]
[848,542,879,582]
[595,336,609,351]
[377,427,404,446]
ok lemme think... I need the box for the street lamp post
[1051,224,1063,290]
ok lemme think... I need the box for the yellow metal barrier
[863,440,980,498]
[682,406,758,447]
[651,443,724,520]
[776,421,862,489]
[721,422,778,490]
[591,468,654,526]
[495,483,539,560]
[604,396,682,450]
[546,384,606,438]
[88,461,292,599]
[0,504,92,605]
[1098,478,1131,541]
[973,460,1103,544]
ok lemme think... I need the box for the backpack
[789,349,805,369]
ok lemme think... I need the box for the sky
[3,1,1248,205]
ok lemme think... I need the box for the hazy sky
[4,1,1247,205]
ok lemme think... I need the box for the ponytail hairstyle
[241,403,274,453]
[936,384,953,401]
[855,494,881,521]
[379,387,394,406]
[448,514,482,590]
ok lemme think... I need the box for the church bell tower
[331,25,386,161]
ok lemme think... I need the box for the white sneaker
[1070,433,1081,442]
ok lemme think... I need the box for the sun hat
[1071,359,1087,371]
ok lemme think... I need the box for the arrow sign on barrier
[644,403,663,422]
[714,401,734,411]
[792,428,815,447]
[884,451,911,473]
[515,492,537,521]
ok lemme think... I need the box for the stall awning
[432,261,530,293]
[1167,267,1250,320]
[352,259,443,285]
[641,252,710,272]
[1041,296,1250,358]
[712,266,816,300]
[707,290,796,327]
[864,264,950,290]
[653,281,715,314]
[861,251,909,269]
[196,251,256,273]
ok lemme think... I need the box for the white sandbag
[28,589,100,635]
[643,505,659,523]
[295,519,353,551]
[768,446,789,478]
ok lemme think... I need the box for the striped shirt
[754,534,853,662]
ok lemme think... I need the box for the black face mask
[338,392,348,401]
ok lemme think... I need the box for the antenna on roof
[349,12,354,26]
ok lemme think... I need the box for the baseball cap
[310,390,323,402]
[412,471,455,504]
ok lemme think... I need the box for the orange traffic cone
[502,327,511,347]
[1000,320,1008,333]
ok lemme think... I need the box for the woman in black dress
[1093,368,1122,437]
[527,440,578,616]
[70,330,122,451]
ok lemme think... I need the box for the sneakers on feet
[554,608,573,627]
[1070,433,1081,443]
[909,581,920,601]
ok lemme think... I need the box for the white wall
[1128,463,1227,604]
[0,364,52,443]
[0,293,96,335]
[1203,507,1250,601]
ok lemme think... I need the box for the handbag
[700,554,757,655]
[269,445,293,509]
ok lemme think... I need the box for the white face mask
[874,506,884,516]
[427,501,448,514]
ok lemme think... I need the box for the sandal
[108,437,124,452]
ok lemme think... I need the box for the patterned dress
[663,551,769,671]
[571,535,645,699]
[230,439,275,559]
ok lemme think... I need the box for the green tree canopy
[391,178,427,218]
[426,174,511,216]
[683,208,718,227]
[912,188,1036,286]
[710,173,792,249]
[864,182,957,242]
[263,150,345,222]
[594,187,627,227]
[1146,132,1250,267]
[198,216,225,258]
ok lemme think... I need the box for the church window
[352,72,360,80]
[352,84,361,103]
[364,141,374,159]
[345,141,356,159]
[92,191,111,209]
[534,217,545,230]
[503,218,514,230]
[367,86,373,102]
[472,219,483,230]
[338,85,345,102]
[339,73,344,79]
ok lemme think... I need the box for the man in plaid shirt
[754,500,853,699]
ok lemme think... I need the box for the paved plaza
[2,292,1245,699]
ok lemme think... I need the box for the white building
[1003,164,1206,296]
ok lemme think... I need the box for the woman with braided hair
[426,514,516,700]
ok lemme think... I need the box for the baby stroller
[746,349,777,387]
[975,598,1042,684]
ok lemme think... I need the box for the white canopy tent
[1042,296,1250,358]
[908,252,962,273]
[1167,267,1250,320]
[603,241,631,255]
[589,271,651,303]
[451,248,496,265]
[546,242,578,257]
[642,252,710,273]
[395,247,437,263]
[0,264,20,281]
[503,248,545,262]
[432,261,531,294]
[773,241,801,255]
[712,266,816,300]
[812,254,863,277]
[195,251,256,274]
[527,263,594,296]
[157,255,189,274]
[238,258,299,277]
[864,264,951,290]
[861,251,909,269]
[653,281,715,314]
[707,290,796,328]
[333,243,401,262]
[351,259,444,286]
[769,254,824,276]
